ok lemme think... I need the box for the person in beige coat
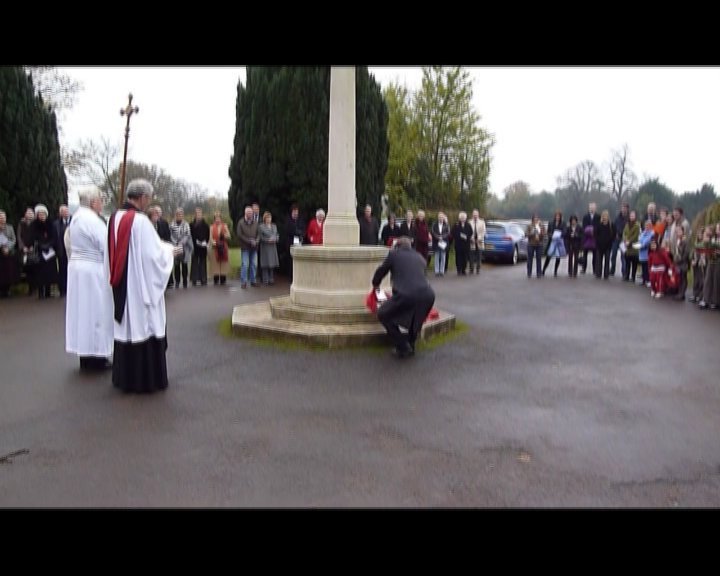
[468,209,486,274]
[208,210,231,285]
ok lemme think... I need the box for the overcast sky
[58,66,720,200]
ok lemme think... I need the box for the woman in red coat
[648,237,672,298]
[307,209,325,245]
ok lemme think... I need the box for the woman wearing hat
[31,204,58,299]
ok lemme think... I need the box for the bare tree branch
[23,66,83,115]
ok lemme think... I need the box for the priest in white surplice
[108,179,180,393]
[65,187,114,370]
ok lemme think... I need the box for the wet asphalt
[1,260,719,507]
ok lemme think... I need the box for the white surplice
[65,206,114,357]
[110,209,175,343]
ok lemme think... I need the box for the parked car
[482,220,528,265]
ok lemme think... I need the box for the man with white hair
[65,187,113,370]
[307,208,325,245]
[108,179,180,392]
[451,211,473,275]
[236,205,259,288]
[54,204,71,296]
[359,204,379,246]
[468,209,486,274]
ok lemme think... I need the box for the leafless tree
[67,137,122,206]
[607,144,637,206]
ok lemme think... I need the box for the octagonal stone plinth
[231,299,456,348]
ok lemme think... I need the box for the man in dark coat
[581,202,600,275]
[359,204,379,245]
[371,236,436,359]
[152,206,172,289]
[285,204,305,280]
[190,207,210,286]
[451,212,473,275]
[53,204,71,296]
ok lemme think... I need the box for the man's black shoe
[392,344,414,359]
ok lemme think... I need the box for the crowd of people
[522,201,720,309]
[369,207,488,277]
[0,204,71,299]
[3,192,717,379]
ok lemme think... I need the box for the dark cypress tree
[355,66,389,219]
[0,67,67,223]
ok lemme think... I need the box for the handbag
[25,245,40,266]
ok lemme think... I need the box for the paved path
[1,265,719,506]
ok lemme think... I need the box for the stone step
[232,301,456,348]
[269,296,378,324]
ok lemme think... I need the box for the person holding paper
[380,213,401,247]
[0,210,18,298]
[17,208,36,296]
[451,211,473,276]
[170,207,193,290]
[542,211,566,277]
[108,179,181,393]
[611,202,629,277]
[190,207,210,286]
[30,204,58,300]
[431,212,450,277]
[371,236,436,359]
[525,214,546,279]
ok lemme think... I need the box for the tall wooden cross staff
[118,93,139,206]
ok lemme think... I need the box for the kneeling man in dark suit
[372,236,436,358]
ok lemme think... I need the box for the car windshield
[486,225,506,235]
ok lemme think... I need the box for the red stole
[109,209,135,287]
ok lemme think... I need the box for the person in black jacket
[581,202,601,275]
[285,204,305,280]
[190,207,210,286]
[399,210,415,245]
[451,212,473,275]
[152,206,172,289]
[594,210,615,279]
[371,236,436,359]
[543,210,565,277]
[31,204,58,299]
[53,204,71,296]
[565,215,583,278]
[380,213,401,247]
[611,202,628,277]
[153,206,171,242]
[359,204,379,245]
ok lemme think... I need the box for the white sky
[59,66,720,200]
